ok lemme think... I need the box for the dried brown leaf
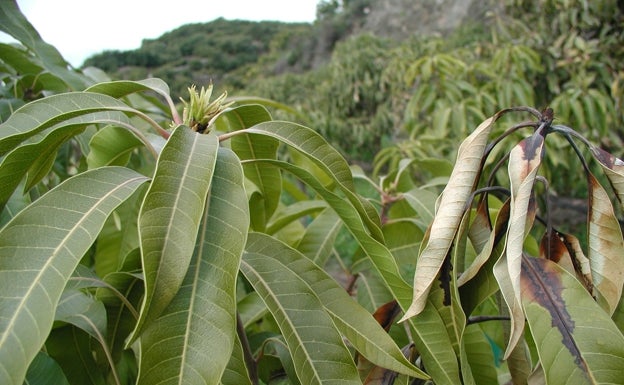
[540,230,593,295]
[495,133,543,358]
[587,173,624,314]
[458,199,510,286]
[590,146,624,205]
[401,114,499,321]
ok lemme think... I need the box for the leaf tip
[397,300,426,323]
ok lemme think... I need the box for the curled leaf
[590,146,624,205]
[402,114,499,320]
[458,199,510,286]
[495,132,543,358]
[587,172,624,314]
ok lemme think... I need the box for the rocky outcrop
[359,0,503,39]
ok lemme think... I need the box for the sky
[6,0,319,67]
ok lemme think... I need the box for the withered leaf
[587,172,624,314]
[495,133,543,358]
[402,113,502,321]
[459,198,510,286]
[540,230,593,296]
[372,300,401,332]
[590,145,624,206]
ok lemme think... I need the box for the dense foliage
[81,0,624,170]
[1,1,624,385]
[83,18,314,97]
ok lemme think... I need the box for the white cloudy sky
[8,0,319,67]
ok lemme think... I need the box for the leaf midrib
[0,174,147,349]
[177,193,210,385]
[240,258,323,384]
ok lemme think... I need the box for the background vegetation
[83,0,624,171]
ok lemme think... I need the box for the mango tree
[1,2,623,384]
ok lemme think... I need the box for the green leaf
[93,187,145,277]
[87,125,144,169]
[45,327,107,385]
[0,166,149,385]
[296,208,342,266]
[85,78,177,123]
[0,111,133,208]
[220,103,273,129]
[227,95,305,120]
[245,233,428,379]
[407,301,462,385]
[353,261,394,313]
[238,121,383,236]
[241,238,362,385]
[383,219,424,275]
[55,289,107,342]
[265,200,327,235]
[271,338,302,385]
[247,159,461,384]
[433,206,472,383]
[0,183,30,228]
[24,352,70,385]
[85,78,172,101]
[243,119,356,186]
[221,333,253,385]
[130,126,219,342]
[238,291,267,328]
[459,200,509,286]
[101,274,143,370]
[521,255,624,384]
[0,1,89,90]
[0,93,143,156]
[225,105,281,230]
[54,288,124,385]
[458,239,505,317]
[137,147,249,385]
[402,187,438,228]
[506,339,533,385]
[0,42,45,77]
[463,325,499,385]
[23,146,57,193]
[254,159,410,295]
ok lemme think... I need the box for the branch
[467,315,510,324]
[236,312,259,385]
